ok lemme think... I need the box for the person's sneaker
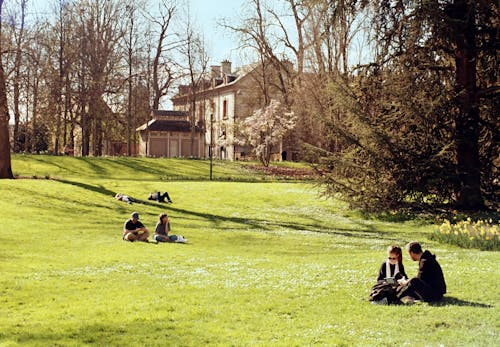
[176,235,188,243]
[371,297,388,305]
[168,200,173,203]
[400,296,416,304]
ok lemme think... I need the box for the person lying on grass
[115,193,135,204]
[148,191,173,203]
[153,213,187,243]
[123,212,150,242]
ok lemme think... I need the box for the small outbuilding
[136,110,205,158]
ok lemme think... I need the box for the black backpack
[369,282,400,304]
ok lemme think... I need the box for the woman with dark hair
[153,213,187,243]
[376,245,408,282]
[369,245,408,304]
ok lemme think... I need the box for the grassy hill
[0,155,498,346]
[11,154,314,182]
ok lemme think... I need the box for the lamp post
[209,113,213,180]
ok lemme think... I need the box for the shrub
[432,218,499,251]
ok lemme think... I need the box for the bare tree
[178,10,209,155]
[0,0,14,178]
[10,0,26,153]
[146,0,178,110]
[305,0,364,76]
[23,26,45,153]
[53,0,65,155]
[124,4,136,156]
[77,0,126,156]
[220,0,309,105]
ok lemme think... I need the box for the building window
[223,100,227,119]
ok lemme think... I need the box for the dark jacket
[376,261,408,281]
[418,250,446,298]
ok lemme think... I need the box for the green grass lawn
[1,155,498,346]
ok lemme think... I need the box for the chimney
[178,85,189,95]
[211,65,221,78]
[221,60,232,75]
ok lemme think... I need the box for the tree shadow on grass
[29,156,82,176]
[54,178,156,207]
[54,178,395,241]
[55,178,116,196]
[165,204,391,241]
[429,296,493,308]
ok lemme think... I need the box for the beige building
[136,110,204,157]
[137,60,294,160]
[171,60,291,161]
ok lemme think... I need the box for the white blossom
[241,99,296,166]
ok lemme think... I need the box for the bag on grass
[369,282,399,304]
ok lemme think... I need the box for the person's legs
[154,234,169,242]
[156,192,165,202]
[123,232,137,242]
[136,230,150,242]
[397,278,434,301]
[161,192,172,203]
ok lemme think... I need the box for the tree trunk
[452,1,484,209]
[0,0,13,178]
[12,0,26,153]
[0,63,12,178]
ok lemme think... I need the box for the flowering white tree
[241,99,296,167]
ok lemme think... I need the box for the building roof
[136,119,202,132]
[171,63,258,102]
[152,110,188,117]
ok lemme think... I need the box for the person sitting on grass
[153,213,187,243]
[148,191,173,203]
[369,245,408,305]
[377,245,408,282]
[123,212,150,242]
[396,241,446,303]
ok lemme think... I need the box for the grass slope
[0,155,498,346]
[11,154,310,182]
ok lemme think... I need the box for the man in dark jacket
[397,241,446,302]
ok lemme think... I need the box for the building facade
[136,110,204,157]
[136,60,294,160]
[171,60,291,161]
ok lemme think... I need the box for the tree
[221,0,306,105]
[368,0,498,210]
[178,10,209,156]
[307,0,498,211]
[11,0,26,153]
[0,0,13,178]
[76,0,126,156]
[124,4,137,156]
[241,99,296,166]
[147,0,178,110]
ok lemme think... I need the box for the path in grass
[0,156,498,346]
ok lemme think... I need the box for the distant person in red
[148,191,172,203]
[122,212,150,242]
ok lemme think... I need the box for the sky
[189,0,249,67]
[29,0,250,68]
